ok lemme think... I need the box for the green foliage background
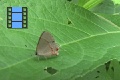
[0,0,120,80]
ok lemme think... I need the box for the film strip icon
[7,7,28,29]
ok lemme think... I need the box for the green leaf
[78,0,89,7]
[112,0,120,4]
[82,0,104,9]
[90,0,120,14]
[76,59,120,80]
[90,0,115,14]
[0,0,120,80]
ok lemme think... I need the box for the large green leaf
[0,0,120,80]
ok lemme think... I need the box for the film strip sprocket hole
[7,7,28,29]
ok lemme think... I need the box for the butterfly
[36,31,59,58]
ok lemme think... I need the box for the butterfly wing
[36,31,58,57]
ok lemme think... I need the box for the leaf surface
[0,0,120,80]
